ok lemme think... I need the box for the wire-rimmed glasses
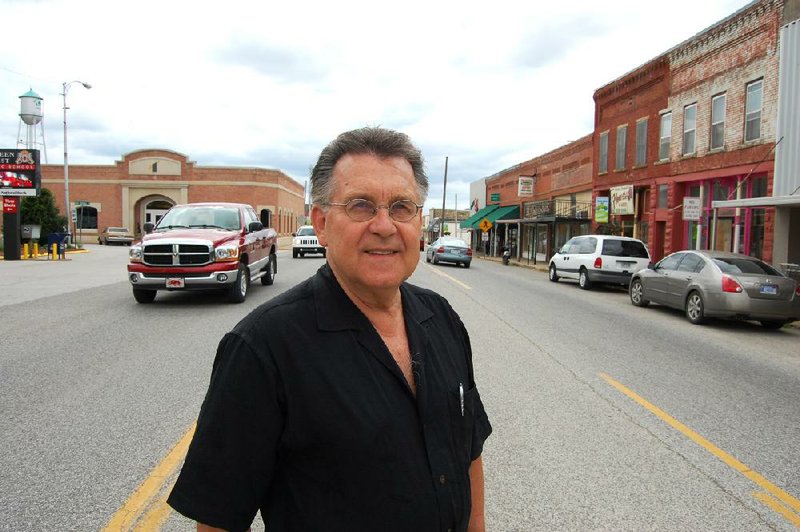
[323,198,422,222]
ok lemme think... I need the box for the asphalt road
[1,245,798,530]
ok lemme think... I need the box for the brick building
[594,0,794,263]
[37,149,305,242]
[477,0,799,269]
[466,134,593,262]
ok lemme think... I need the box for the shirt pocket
[448,384,479,469]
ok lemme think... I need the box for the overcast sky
[1,0,753,213]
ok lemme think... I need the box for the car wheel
[629,278,650,307]
[228,263,249,303]
[685,291,706,324]
[292,249,298,258]
[548,264,559,282]
[261,254,276,285]
[98,239,103,245]
[132,288,156,304]
[426,254,431,263]
[433,255,439,265]
[578,268,592,290]
[464,262,470,269]
[760,320,787,330]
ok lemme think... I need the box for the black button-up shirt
[168,264,492,531]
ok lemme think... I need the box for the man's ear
[311,205,328,246]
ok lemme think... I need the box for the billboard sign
[595,197,609,223]
[0,149,40,197]
[518,176,535,197]
[610,185,634,215]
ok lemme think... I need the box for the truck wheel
[132,288,156,304]
[261,254,276,285]
[292,249,298,258]
[228,263,249,303]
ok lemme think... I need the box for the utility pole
[439,156,448,239]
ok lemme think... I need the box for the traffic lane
[409,262,778,530]
[0,252,315,531]
[413,261,799,529]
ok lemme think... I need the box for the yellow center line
[103,422,196,531]
[600,373,800,525]
[424,264,472,290]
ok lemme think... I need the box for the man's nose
[368,205,397,234]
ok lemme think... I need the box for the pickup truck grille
[297,239,317,245]
[142,243,213,266]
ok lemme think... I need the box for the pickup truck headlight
[215,245,240,262]
[129,245,143,263]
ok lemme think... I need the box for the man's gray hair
[310,127,428,205]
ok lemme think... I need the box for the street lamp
[62,80,91,244]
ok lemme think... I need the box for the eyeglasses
[323,198,423,222]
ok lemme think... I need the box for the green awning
[484,205,520,223]
[461,205,500,229]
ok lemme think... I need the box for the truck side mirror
[144,222,155,234]
[248,221,264,233]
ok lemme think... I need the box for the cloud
[215,41,330,85]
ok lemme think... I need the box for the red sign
[3,196,18,213]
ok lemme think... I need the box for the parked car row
[547,234,800,329]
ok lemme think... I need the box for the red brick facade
[36,149,305,239]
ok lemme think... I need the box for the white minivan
[548,235,650,290]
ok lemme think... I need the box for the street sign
[71,208,77,222]
[490,193,500,202]
[3,197,17,213]
[479,218,492,232]
[74,200,90,206]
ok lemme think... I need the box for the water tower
[18,88,47,162]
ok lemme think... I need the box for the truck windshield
[158,207,240,230]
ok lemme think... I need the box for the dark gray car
[629,250,800,328]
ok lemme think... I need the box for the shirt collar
[314,263,434,331]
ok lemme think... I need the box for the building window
[745,79,763,141]
[683,103,696,155]
[599,131,608,173]
[710,93,726,150]
[635,118,648,167]
[615,125,627,170]
[658,184,668,208]
[76,206,98,230]
[659,112,672,160]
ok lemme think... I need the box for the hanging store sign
[610,185,634,215]
[682,197,702,221]
[518,176,535,197]
[0,149,40,197]
[595,197,609,223]
[490,193,500,202]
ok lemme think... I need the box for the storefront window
[749,209,765,259]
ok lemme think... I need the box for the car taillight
[721,274,743,293]
[437,246,445,253]
[593,257,602,269]
[795,284,800,297]
[466,248,473,256]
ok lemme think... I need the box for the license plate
[166,277,185,288]
[760,284,777,295]
[617,261,635,268]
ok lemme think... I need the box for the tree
[20,188,68,245]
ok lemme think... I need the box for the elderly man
[168,127,492,531]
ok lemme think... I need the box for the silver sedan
[629,250,800,329]
[425,237,472,268]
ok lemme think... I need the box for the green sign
[490,193,500,202]
[595,197,609,223]
[74,200,90,206]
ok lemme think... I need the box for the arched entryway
[133,195,176,235]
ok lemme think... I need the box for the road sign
[479,218,492,232]
[71,208,77,222]
[74,200,90,206]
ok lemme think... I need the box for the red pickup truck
[127,202,277,303]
